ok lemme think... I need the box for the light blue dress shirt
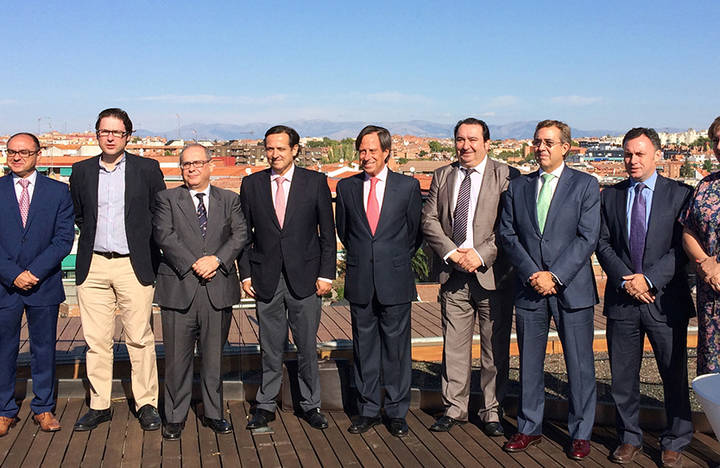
[93,154,130,254]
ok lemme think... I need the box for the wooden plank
[197,417,222,468]
[358,425,402,467]
[228,402,261,468]
[216,419,243,468]
[316,412,362,467]
[411,409,483,468]
[0,402,32,466]
[141,423,163,468]
[594,426,656,468]
[688,431,720,467]
[459,419,535,468]
[277,410,323,467]
[2,404,38,468]
[404,410,464,467]
[80,404,112,467]
[329,412,382,468]
[101,402,130,467]
[179,408,201,468]
[42,398,84,468]
[372,422,425,468]
[266,411,301,468]
[121,401,145,467]
[544,420,612,468]
[534,421,603,468]
[22,398,69,468]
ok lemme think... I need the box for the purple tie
[629,183,646,273]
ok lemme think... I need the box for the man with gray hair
[153,144,248,439]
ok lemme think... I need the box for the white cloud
[129,94,289,105]
[487,95,521,108]
[550,95,602,106]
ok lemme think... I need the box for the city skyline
[1,0,718,134]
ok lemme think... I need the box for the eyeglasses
[97,129,129,138]
[180,160,210,170]
[7,149,39,158]
[531,139,562,148]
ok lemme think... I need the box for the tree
[428,141,454,153]
[418,150,428,157]
[703,159,714,172]
[690,136,710,149]
[679,161,695,178]
[397,157,408,165]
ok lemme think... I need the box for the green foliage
[397,157,408,165]
[418,150,428,157]
[412,247,431,282]
[690,136,710,148]
[703,159,714,171]
[680,161,695,178]
[428,141,454,153]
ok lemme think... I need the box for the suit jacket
[596,175,694,324]
[69,152,166,286]
[238,167,336,301]
[499,166,600,310]
[0,173,74,307]
[336,170,423,305]
[153,185,248,310]
[421,159,518,290]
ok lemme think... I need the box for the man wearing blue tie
[0,133,74,435]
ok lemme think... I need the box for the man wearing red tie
[335,125,423,437]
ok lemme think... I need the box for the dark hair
[7,132,40,151]
[264,125,300,148]
[95,108,133,134]
[622,127,661,151]
[535,119,571,145]
[453,118,490,141]
[709,116,720,141]
[355,125,392,163]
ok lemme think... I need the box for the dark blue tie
[196,193,207,238]
[629,183,646,273]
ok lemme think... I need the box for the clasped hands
[242,279,332,299]
[448,248,483,273]
[192,255,220,280]
[622,273,655,304]
[529,271,556,296]
[696,256,720,294]
[13,270,39,291]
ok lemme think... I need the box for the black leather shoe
[347,415,381,434]
[74,408,112,431]
[246,408,275,430]
[483,421,504,437]
[429,415,466,432]
[137,405,161,431]
[162,422,183,440]
[388,418,408,437]
[203,417,233,434]
[303,408,328,430]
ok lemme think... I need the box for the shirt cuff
[471,248,485,267]
[317,277,333,284]
[242,277,251,283]
[442,248,457,264]
[549,272,563,286]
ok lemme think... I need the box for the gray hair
[179,143,210,164]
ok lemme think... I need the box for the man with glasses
[70,108,165,431]
[499,120,600,460]
[153,144,247,439]
[0,133,74,435]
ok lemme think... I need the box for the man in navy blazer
[0,133,74,435]
[596,128,693,467]
[335,125,423,437]
[499,120,600,459]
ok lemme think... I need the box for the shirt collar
[629,171,658,192]
[539,162,564,179]
[271,163,295,182]
[459,155,488,174]
[12,170,38,186]
[98,152,126,172]
[364,165,389,182]
[189,185,211,199]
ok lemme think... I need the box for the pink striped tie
[275,176,286,228]
[18,179,30,228]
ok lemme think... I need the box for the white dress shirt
[13,170,38,203]
[536,162,564,201]
[189,185,211,217]
[363,165,388,212]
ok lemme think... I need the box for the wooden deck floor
[0,397,717,467]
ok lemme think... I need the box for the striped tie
[452,168,471,246]
[196,193,207,238]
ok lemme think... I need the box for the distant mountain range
[135,120,687,141]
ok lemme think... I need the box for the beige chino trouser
[77,254,158,411]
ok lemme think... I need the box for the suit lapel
[445,163,459,216]
[206,185,224,242]
[543,167,572,234]
[1,175,23,231]
[123,153,136,221]
[375,170,398,236]
[645,175,667,256]
[284,167,306,228]
[23,173,45,233]
[178,186,205,239]
[615,180,630,255]
[259,169,281,230]
[350,173,372,236]
[523,171,541,235]
[473,159,496,225]
[88,156,100,224]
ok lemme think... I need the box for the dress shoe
[388,418,408,437]
[203,417,233,434]
[483,421,504,437]
[503,433,542,452]
[0,416,18,437]
[611,443,642,464]
[162,422,183,440]
[347,415,381,434]
[569,439,591,460]
[74,408,111,431]
[661,449,683,468]
[33,412,61,432]
[246,408,275,430]
[429,415,466,432]
[137,405,161,431]
[303,408,328,430]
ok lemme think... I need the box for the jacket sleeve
[152,191,197,276]
[595,189,633,291]
[317,174,337,280]
[237,180,253,280]
[214,193,248,273]
[498,181,540,282]
[407,178,423,254]
[421,169,457,259]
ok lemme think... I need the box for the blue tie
[196,193,207,238]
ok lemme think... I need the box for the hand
[622,274,655,304]
[192,256,220,280]
[696,256,720,281]
[447,250,465,268]
[706,272,720,294]
[315,280,332,296]
[529,271,557,296]
[456,248,483,273]
[13,270,39,290]
[242,279,256,298]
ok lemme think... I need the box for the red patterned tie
[366,177,380,235]
[275,176,286,228]
[18,179,30,228]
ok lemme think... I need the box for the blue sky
[1,0,718,134]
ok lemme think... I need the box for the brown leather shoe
[33,412,61,432]
[611,443,642,464]
[661,449,683,468]
[503,432,542,452]
[0,416,18,437]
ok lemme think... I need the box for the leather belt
[93,251,130,259]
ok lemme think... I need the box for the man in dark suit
[422,118,517,436]
[336,125,423,437]
[0,133,74,435]
[153,144,247,439]
[499,120,600,460]
[240,126,336,431]
[70,108,165,431]
[596,128,693,467]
